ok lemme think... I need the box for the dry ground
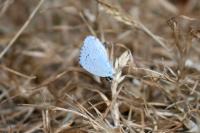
[0,0,200,133]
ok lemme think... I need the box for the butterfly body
[79,36,114,78]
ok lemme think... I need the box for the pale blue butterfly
[79,35,115,78]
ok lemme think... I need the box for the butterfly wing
[80,36,114,77]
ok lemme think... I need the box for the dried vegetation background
[0,0,200,132]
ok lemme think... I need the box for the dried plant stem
[97,0,169,50]
[0,0,14,17]
[111,80,120,127]
[0,0,45,60]
[0,65,36,79]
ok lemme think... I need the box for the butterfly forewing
[80,36,114,77]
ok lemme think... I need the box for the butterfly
[79,35,115,79]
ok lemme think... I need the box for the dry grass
[0,0,200,132]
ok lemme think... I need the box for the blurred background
[0,0,200,132]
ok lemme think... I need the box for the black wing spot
[106,77,113,81]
